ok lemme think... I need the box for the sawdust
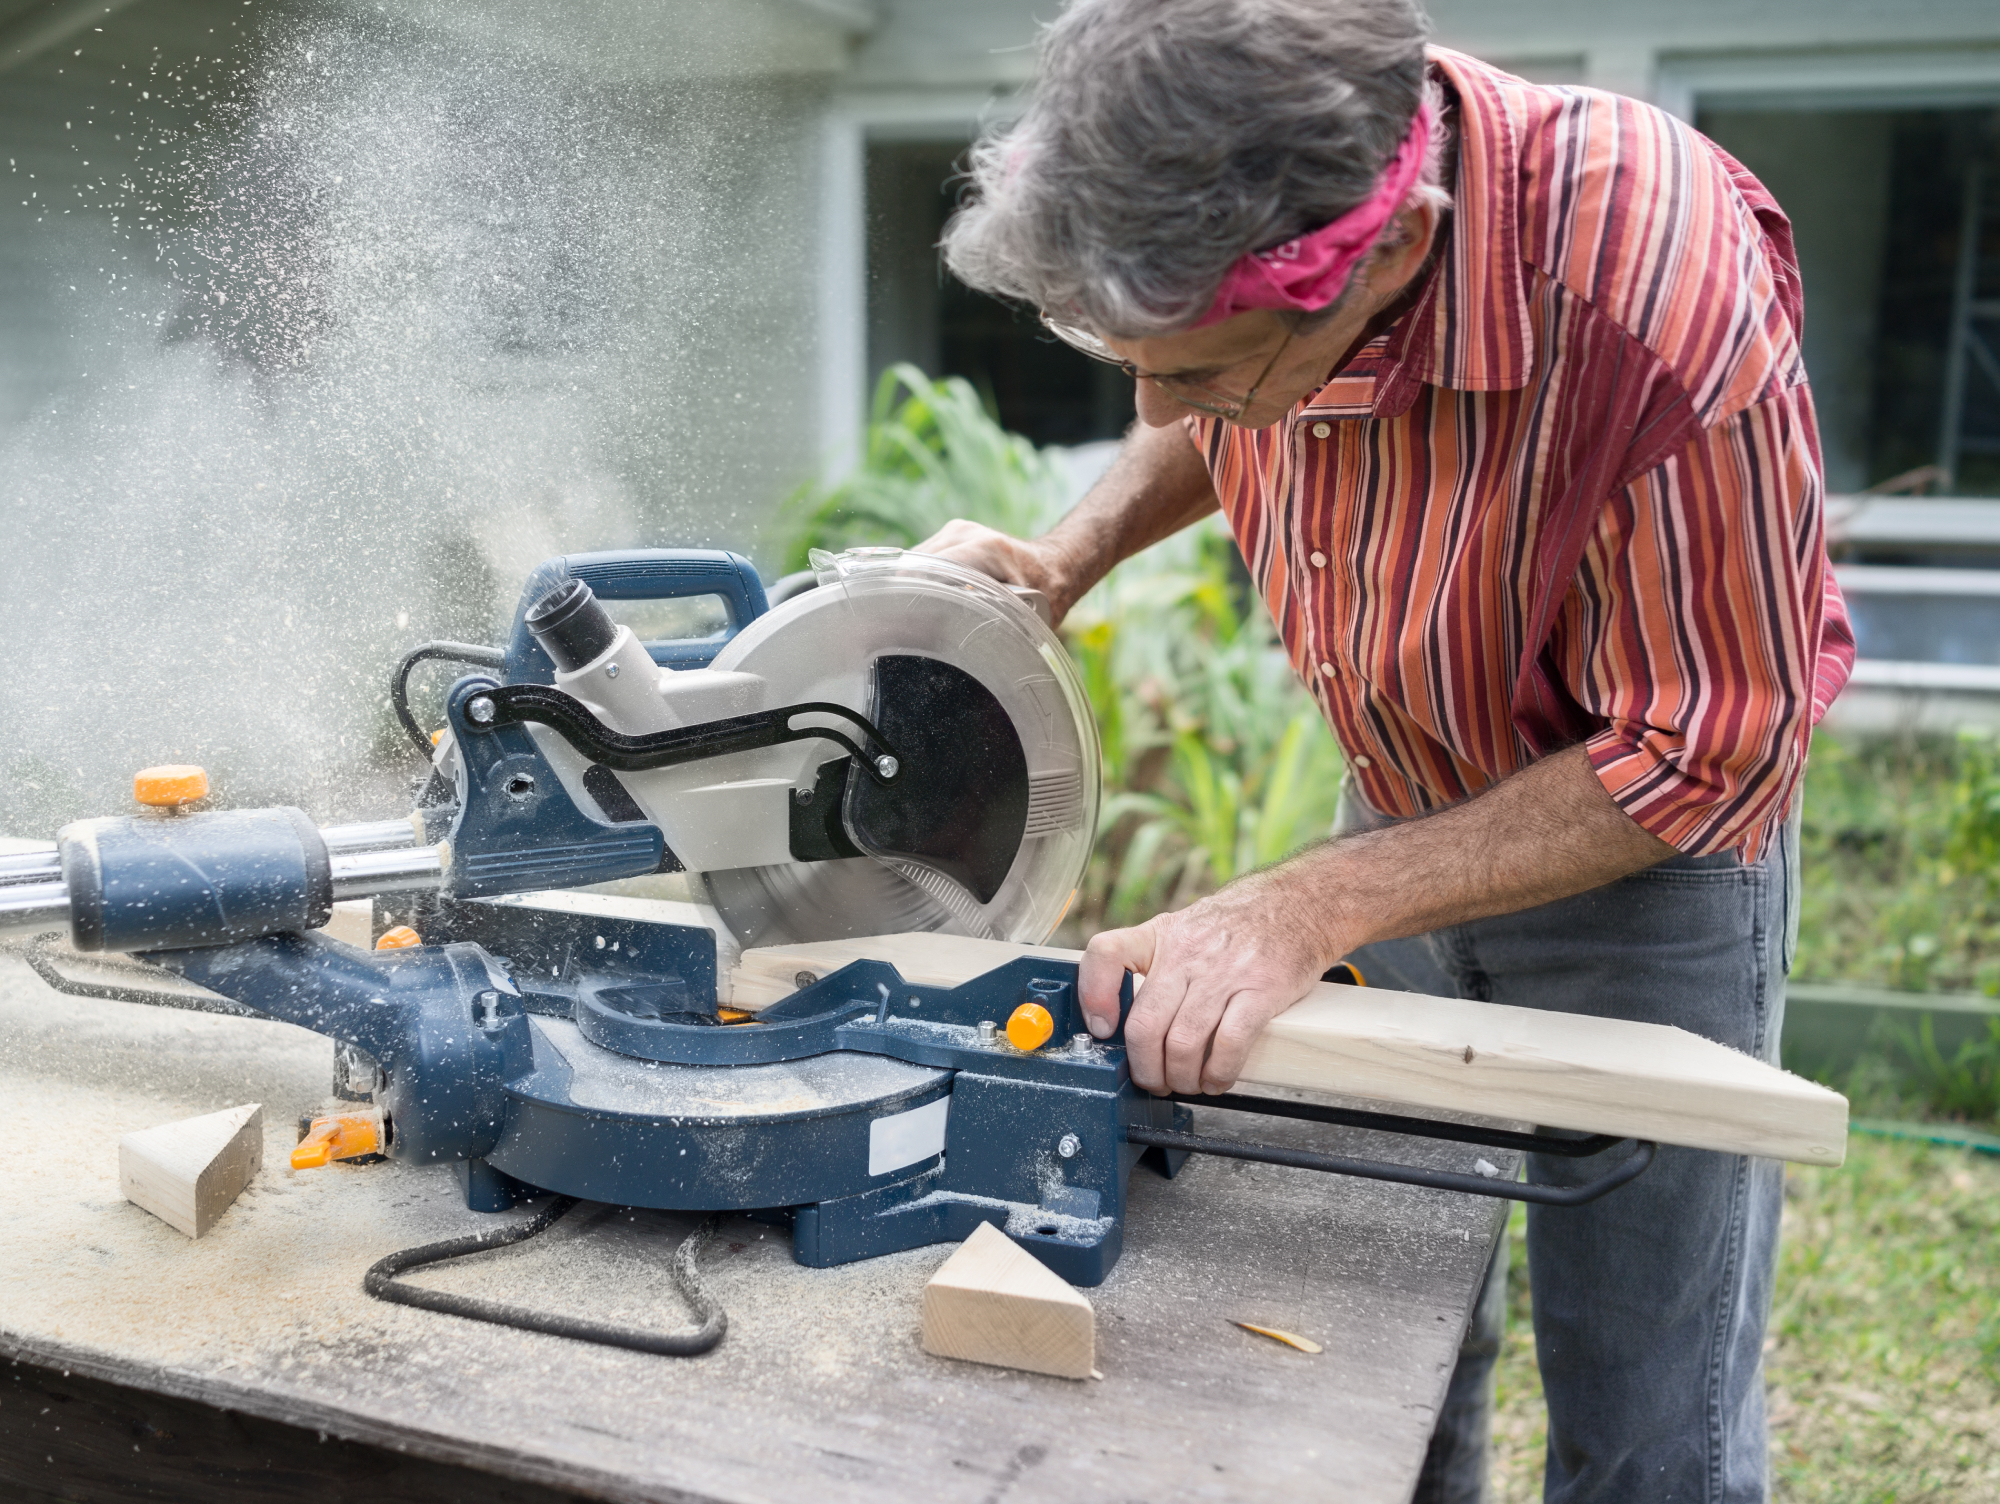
[0,4,822,838]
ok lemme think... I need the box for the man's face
[1105,200,1442,431]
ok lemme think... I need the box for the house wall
[828,0,2000,484]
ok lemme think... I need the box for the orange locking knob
[1006,1001,1055,1052]
[374,926,422,951]
[291,1113,383,1170]
[134,764,209,808]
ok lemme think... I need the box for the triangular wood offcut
[921,1221,1095,1380]
[119,1103,263,1239]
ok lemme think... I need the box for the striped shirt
[1188,48,1854,861]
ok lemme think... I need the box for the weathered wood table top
[0,955,1508,1503]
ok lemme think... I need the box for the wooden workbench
[0,955,1512,1503]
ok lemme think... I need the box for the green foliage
[1891,1015,2000,1127]
[777,366,1344,935]
[1797,731,2000,997]
[773,364,1070,572]
[1941,729,2000,900]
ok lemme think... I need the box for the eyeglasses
[1040,314,1295,421]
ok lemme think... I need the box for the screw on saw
[873,754,899,780]
[1057,1133,1082,1159]
[467,695,497,725]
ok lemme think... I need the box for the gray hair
[942,0,1447,338]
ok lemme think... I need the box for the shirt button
[1354,754,1373,769]
[1318,661,1334,677]
[1311,422,1332,439]
[1309,550,1327,568]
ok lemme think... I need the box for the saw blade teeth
[1023,770,1083,835]
[879,859,999,940]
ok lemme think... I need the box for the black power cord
[391,641,508,759]
[363,1199,728,1357]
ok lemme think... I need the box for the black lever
[460,682,904,784]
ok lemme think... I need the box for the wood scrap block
[730,933,1849,1165]
[921,1221,1095,1379]
[321,898,374,948]
[119,1103,263,1238]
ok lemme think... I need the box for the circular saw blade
[695,549,1099,950]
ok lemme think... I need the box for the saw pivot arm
[460,683,904,783]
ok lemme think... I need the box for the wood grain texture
[731,933,1849,1165]
[118,1103,262,1238]
[921,1221,1095,1380]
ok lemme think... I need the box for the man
[917,2,1853,1500]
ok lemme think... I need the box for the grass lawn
[1490,1135,2000,1502]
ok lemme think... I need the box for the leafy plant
[773,364,1070,572]
[1892,1015,2000,1127]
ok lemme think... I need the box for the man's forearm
[1038,420,1220,617]
[1304,745,1677,960]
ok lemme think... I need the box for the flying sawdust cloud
[1,2,821,835]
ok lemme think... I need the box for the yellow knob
[374,926,422,951]
[1006,1001,1055,1052]
[133,764,209,808]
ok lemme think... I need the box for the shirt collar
[1302,47,1536,420]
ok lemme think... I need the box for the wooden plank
[729,933,1849,1165]
[730,932,1080,1012]
[320,898,374,949]
[118,1104,262,1238]
[921,1221,1096,1380]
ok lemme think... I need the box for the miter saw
[0,546,1651,1351]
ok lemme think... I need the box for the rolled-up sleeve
[1563,387,1842,861]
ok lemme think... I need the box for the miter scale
[1,546,1652,1350]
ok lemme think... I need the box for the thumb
[1079,922,1157,1039]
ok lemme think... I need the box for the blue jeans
[1339,790,1797,1504]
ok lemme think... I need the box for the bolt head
[1057,1133,1081,1159]
[605,662,620,679]
[1070,1032,1093,1056]
[467,695,496,725]
[874,754,899,780]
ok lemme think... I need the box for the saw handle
[503,549,770,682]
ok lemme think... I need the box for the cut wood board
[921,1221,1095,1379]
[321,898,374,948]
[730,932,1077,1012]
[118,1103,263,1238]
[730,933,1849,1166]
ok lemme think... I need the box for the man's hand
[911,421,1223,624]
[913,520,1080,625]
[1078,869,1341,1095]
[1074,746,1678,1098]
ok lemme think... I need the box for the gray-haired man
[918,1,1853,1500]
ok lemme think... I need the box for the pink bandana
[1192,102,1435,328]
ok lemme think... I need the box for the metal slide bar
[1126,1125,1656,1207]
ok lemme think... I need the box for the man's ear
[1362,200,1441,299]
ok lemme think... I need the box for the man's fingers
[1159,979,1233,1094]
[1079,924,1156,1039]
[911,517,983,555]
[1119,961,1188,1095]
[1199,993,1278,1094]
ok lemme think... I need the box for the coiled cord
[363,1199,727,1357]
